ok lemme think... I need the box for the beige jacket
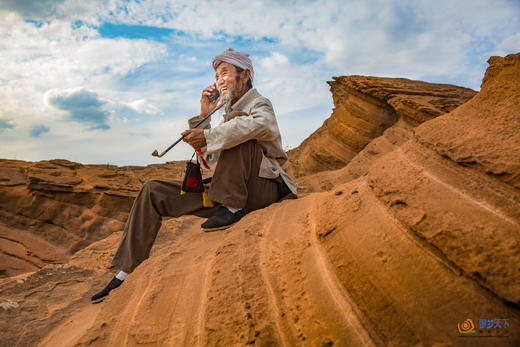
[188,88,297,197]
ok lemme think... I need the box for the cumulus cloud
[45,87,110,130]
[127,99,161,115]
[0,0,65,18]
[82,0,519,77]
[0,119,15,132]
[0,12,166,115]
[497,33,520,53]
[31,124,50,137]
[255,51,331,115]
[1,0,519,166]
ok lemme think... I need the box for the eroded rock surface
[285,76,476,178]
[0,53,519,346]
[0,159,187,278]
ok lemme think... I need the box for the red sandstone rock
[0,53,519,346]
[0,159,187,278]
[284,76,476,178]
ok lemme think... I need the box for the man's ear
[241,69,252,84]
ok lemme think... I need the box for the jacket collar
[226,88,260,113]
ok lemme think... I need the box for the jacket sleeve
[186,115,219,164]
[188,115,211,129]
[203,97,278,155]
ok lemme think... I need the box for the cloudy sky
[1,0,519,166]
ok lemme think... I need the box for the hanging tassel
[196,149,210,169]
[202,192,214,207]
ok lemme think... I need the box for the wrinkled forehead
[215,61,237,71]
[215,62,237,76]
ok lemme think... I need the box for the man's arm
[204,97,279,155]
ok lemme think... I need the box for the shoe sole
[91,295,107,304]
[202,221,237,232]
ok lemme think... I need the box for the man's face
[215,62,249,103]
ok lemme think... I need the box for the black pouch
[181,153,204,193]
[274,175,291,200]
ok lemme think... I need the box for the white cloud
[1,0,519,166]
[0,0,66,18]
[75,0,518,79]
[44,87,111,130]
[497,33,520,53]
[255,52,331,115]
[31,124,50,137]
[71,38,166,77]
[127,99,161,115]
[0,11,167,143]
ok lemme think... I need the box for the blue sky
[0,0,519,166]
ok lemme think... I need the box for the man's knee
[140,180,162,195]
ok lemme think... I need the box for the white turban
[212,48,254,84]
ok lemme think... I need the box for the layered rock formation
[1,53,519,346]
[284,76,476,178]
[0,159,186,278]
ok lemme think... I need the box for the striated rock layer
[284,75,476,178]
[1,53,519,346]
[0,159,187,278]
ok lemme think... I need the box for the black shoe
[91,276,123,304]
[201,206,246,232]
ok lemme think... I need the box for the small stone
[0,299,19,310]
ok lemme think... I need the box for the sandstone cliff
[284,76,477,178]
[0,159,186,278]
[1,53,519,346]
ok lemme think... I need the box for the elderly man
[91,48,296,303]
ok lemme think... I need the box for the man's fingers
[183,131,197,141]
[181,130,192,142]
[202,85,216,95]
[180,129,204,150]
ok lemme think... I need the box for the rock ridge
[284,75,476,178]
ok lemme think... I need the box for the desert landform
[1,53,519,346]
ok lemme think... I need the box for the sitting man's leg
[201,140,279,231]
[91,179,214,303]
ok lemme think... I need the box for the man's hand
[200,83,219,118]
[182,129,207,150]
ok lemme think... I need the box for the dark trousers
[112,140,280,273]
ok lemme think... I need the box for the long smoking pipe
[151,101,225,158]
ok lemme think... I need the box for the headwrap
[212,48,254,84]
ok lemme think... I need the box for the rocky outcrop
[1,53,519,346]
[0,159,187,278]
[284,76,477,178]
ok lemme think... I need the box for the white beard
[211,85,234,127]
[221,85,234,108]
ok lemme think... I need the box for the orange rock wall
[285,76,477,178]
[0,159,187,277]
